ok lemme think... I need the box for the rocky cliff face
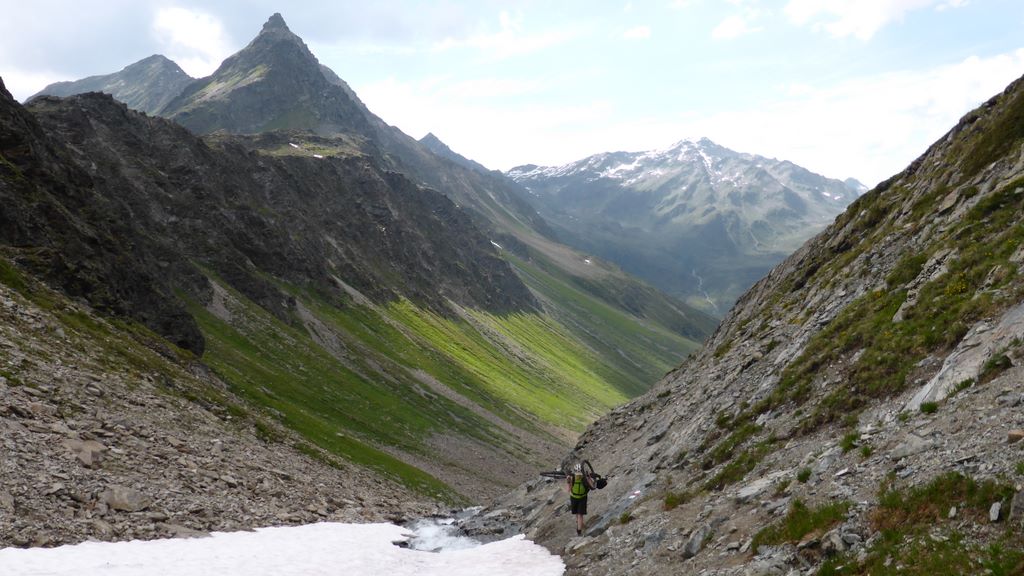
[31,55,192,115]
[469,75,1024,575]
[3,82,535,353]
[1,81,208,353]
[509,138,865,313]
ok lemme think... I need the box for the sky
[1,1,1023,187]
[0,521,566,575]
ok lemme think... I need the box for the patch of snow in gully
[0,522,564,576]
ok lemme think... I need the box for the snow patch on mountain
[0,522,564,576]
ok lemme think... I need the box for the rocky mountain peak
[844,177,868,193]
[134,54,178,69]
[29,54,192,115]
[418,132,483,170]
[160,12,371,136]
[262,12,289,32]
[225,12,316,72]
[419,132,445,148]
[246,12,309,57]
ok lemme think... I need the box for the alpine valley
[1,13,714,547]
[4,10,1023,576]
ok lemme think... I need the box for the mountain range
[510,138,866,313]
[2,12,715,532]
[9,11,1022,574]
[30,13,865,321]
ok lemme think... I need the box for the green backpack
[570,473,588,499]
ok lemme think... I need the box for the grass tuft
[797,468,812,483]
[752,499,850,550]
[664,489,693,511]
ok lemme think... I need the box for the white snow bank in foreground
[0,522,564,576]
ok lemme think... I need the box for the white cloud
[354,74,613,171]
[784,0,966,40]
[439,77,543,100]
[673,48,1024,185]
[432,11,575,59]
[152,7,233,77]
[623,25,652,40]
[710,1,764,41]
[355,48,1024,184]
[711,14,762,39]
[1,68,66,102]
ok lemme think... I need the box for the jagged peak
[262,13,289,33]
[250,13,305,49]
[124,54,188,75]
[136,54,174,65]
[419,132,450,151]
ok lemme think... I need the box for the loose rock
[990,502,1002,523]
[682,524,711,559]
[100,486,152,512]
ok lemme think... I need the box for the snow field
[0,522,565,576]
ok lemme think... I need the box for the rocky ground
[460,359,1024,575]
[0,280,444,549]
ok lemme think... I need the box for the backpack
[570,473,589,499]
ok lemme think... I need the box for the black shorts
[570,497,588,515]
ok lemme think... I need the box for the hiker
[566,462,597,536]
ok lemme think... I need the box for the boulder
[682,524,711,559]
[0,491,14,511]
[745,559,788,576]
[892,433,934,459]
[100,486,151,512]
[159,523,209,539]
[990,502,1002,523]
[906,302,1024,410]
[63,438,107,468]
[1009,491,1024,526]
[821,529,847,555]
[92,519,114,538]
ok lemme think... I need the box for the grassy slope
[2,228,704,503]
[185,268,695,498]
[506,251,703,397]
